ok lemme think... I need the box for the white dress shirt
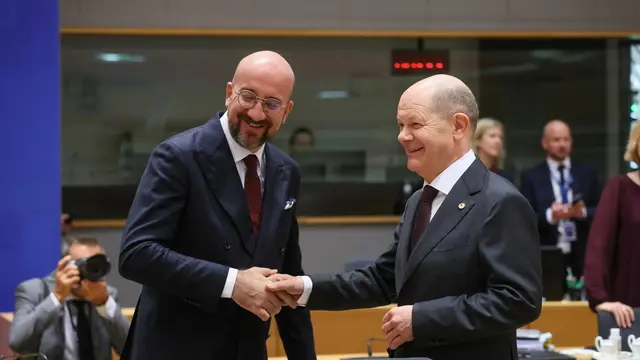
[48,293,117,360]
[543,157,585,254]
[218,111,267,298]
[297,149,477,305]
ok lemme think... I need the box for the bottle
[609,328,621,353]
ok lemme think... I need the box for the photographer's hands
[53,255,80,302]
[53,255,110,305]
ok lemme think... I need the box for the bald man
[118,51,316,360]
[520,119,600,293]
[268,75,543,360]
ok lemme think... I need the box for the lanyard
[551,167,572,204]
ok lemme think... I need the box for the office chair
[597,307,640,352]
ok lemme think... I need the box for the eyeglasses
[234,88,285,116]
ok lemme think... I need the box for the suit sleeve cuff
[546,207,557,225]
[297,276,313,306]
[96,296,117,319]
[221,268,238,298]
[48,292,62,307]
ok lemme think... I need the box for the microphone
[365,337,387,357]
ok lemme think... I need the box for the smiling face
[396,76,474,182]
[397,98,455,181]
[224,52,295,152]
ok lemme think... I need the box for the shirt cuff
[49,292,62,307]
[96,296,117,319]
[221,268,238,298]
[297,276,313,306]
[581,207,587,218]
[546,207,557,225]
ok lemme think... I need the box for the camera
[69,254,111,281]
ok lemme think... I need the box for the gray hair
[61,236,101,256]
[431,85,479,131]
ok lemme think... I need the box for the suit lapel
[395,192,421,289]
[570,165,582,196]
[195,116,253,255]
[44,275,67,359]
[254,145,287,264]
[400,160,484,290]
[540,163,556,205]
[90,306,108,360]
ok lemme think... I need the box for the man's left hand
[81,280,109,306]
[569,200,586,218]
[381,305,414,350]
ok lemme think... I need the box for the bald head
[232,50,295,96]
[397,74,479,182]
[542,119,572,160]
[543,119,570,139]
[402,74,479,132]
[224,50,296,152]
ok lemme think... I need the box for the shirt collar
[424,149,476,195]
[220,111,266,166]
[546,157,571,170]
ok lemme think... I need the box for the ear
[282,100,294,124]
[225,82,233,107]
[452,113,469,140]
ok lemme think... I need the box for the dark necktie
[243,154,262,239]
[557,164,568,204]
[70,300,95,360]
[410,185,440,252]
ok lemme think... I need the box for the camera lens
[80,254,111,281]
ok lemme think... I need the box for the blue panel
[0,0,60,312]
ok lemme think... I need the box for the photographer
[8,236,129,360]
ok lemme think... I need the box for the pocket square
[284,198,296,210]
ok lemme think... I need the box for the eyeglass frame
[232,87,289,116]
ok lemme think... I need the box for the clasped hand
[231,268,302,321]
[551,200,585,221]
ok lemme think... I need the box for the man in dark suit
[268,74,543,360]
[9,236,129,360]
[118,51,316,360]
[520,119,600,283]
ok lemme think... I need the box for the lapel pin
[458,202,466,210]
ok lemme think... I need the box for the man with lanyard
[520,119,600,297]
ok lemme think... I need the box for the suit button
[280,248,285,256]
[224,242,231,250]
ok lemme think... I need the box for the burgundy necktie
[410,185,439,251]
[243,154,262,239]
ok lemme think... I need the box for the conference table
[0,301,597,359]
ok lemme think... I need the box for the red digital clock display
[391,50,450,76]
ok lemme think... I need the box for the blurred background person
[520,119,600,297]
[473,117,513,183]
[61,213,73,237]
[584,121,640,328]
[289,126,314,153]
[9,236,129,360]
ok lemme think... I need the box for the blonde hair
[473,118,505,169]
[624,120,640,165]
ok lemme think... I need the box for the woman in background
[473,118,514,183]
[584,121,640,328]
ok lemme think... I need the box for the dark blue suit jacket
[519,161,600,276]
[118,113,316,360]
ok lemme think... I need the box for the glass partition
[61,35,630,218]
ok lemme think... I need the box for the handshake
[230,267,305,321]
